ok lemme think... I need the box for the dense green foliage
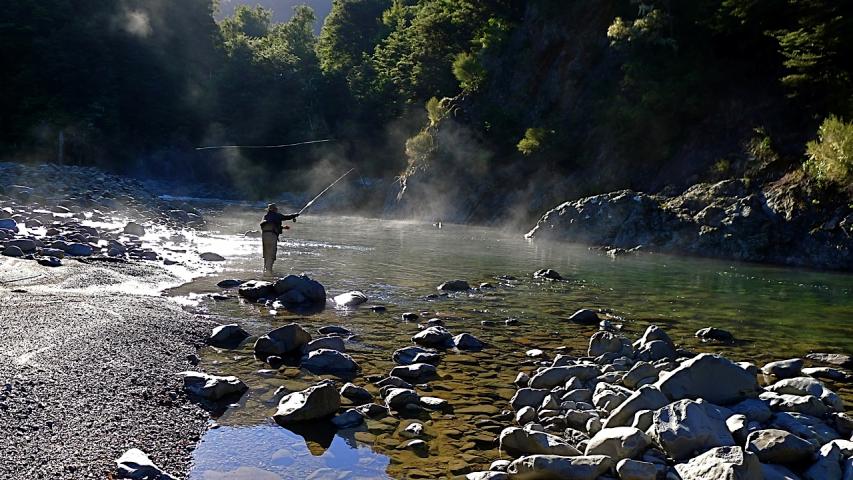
[1,0,851,202]
[804,116,853,187]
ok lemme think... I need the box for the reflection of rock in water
[281,421,337,455]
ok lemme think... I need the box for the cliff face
[525,178,853,271]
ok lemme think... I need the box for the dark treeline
[1,0,851,205]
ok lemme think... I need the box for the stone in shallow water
[340,382,372,403]
[389,362,436,380]
[333,290,368,307]
[384,388,420,411]
[568,309,599,325]
[695,327,734,342]
[331,408,364,429]
[499,426,580,456]
[437,279,470,291]
[412,326,452,348]
[533,269,562,280]
[209,324,248,347]
[318,325,351,336]
[300,349,359,374]
[180,371,247,401]
[199,252,225,261]
[393,346,440,365]
[254,323,312,359]
[216,279,243,288]
[303,336,345,353]
[453,333,486,350]
[274,383,340,424]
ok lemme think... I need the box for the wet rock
[301,349,359,374]
[674,446,762,480]
[356,403,388,419]
[390,362,437,380]
[340,383,372,403]
[392,346,441,365]
[304,336,346,353]
[419,396,449,410]
[588,331,630,357]
[745,428,816,464]
[238,280,275,301]
[333,291,368,307]
[375,376,413,389]
[180,371,248,400]
[695,327,734,342]
[412,326,452,348]
[209,324,249,347]
[254,323,312,359]
[508,454,614,480]
[384,388,420,411]
[437,280,470,291]
[318,325,352,336]
[762,359,805,379]
[331,409,364,429]
[216,279,243,288]
[273,383,340,424]
[37,256,62,267]
[401,422,424,438]
[272,274,326,303]
[499,426,580,456]
[115,448,177,480]
[123,222,145,236]
[568,309,600,325]
[199,252,225,261]
[616,458,662,480]
[649,399,735,461]
[654,353,760,405]
[453,333,486,350]
[401,312,419,321]
[585,426,651,460]
[2,245,24,257]
[533,269,563,280]
[806,353,853,369]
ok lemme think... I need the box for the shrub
[405,130,435,173]
[452,52,486,91]
[426,97,448,126]
[517,127,551,155]
[804,115,853,186]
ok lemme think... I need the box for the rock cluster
[465,324,853,479]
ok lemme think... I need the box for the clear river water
[169,209,853,480]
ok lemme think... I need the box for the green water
[179,212,853,479]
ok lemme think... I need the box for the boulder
[0,219,17,232]
[499,426,581,456]
[511,388,551,412]
[37,256,61,267]
[340,383,372,403]
[199,252,225,261]
[585,426,651,460]
[674,446,762,480]
[384,388,420,411]
[123,222,145,236]
[635,340,677,362]
[238,280,275,301]
[533,269,563,280]
[762,359,805,379]
[806,353,853,369]
[654,353,760,405]
[390,362,437,380]
[636,325,675,350]
[333,291,368,307]
[7,238,36,252]
[731,398,774,423]
[453,333,486,350]
[1,245,23,257]
[303,336,346,353]
[412,326,452,348]
[695,327,735,342]
[216,279,243,288]
[568,309,600,325]
[507,455,614,480]
[761,392,828,417]
[209,324,248,347]
[770,412,841,447]
[300,349,359,374]
[437,280,470,291]
[393,346,441,365]
[616,458,662,480]
[803,440,848,480]
[623,362,659,389]
[180,371,247,400]
[115,448,177,480]
[254,323,312,359]
[649,399,735,461]
[604,386,669,428]
[273,383,340,424]
[745,429,816,464]
[588,331,630,357]
[529,364,601,389]
[272,274,326,303]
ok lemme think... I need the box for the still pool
[173,211,853,479]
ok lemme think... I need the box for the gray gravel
[0,257,215,479]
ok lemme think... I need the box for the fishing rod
[297,168,356,216]
[194,139,334,151]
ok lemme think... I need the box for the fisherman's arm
[280,213,300,221]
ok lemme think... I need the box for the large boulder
[273,383,340,424]
[585,426,651,460]
[272,274,326,303]
[654,353,760,405]
[180,371,247,401]
[115,448,177,480]
[507,455,614,480]
[510,388,552,412]
[762,359,804,379]
[437,280,470,291]
[529,364,601,389]
[303,336,346,353]
[209,324,249,347]
[745,429,816,464]
[500,427,580,456]
[649,399,735,461]
[453,333,486,350]
[568,309,600,325]
[384,388,420,411]
[301,349,359,374]
[674,446,762,480]
[254,323,312,359]
[412,326,453,348]
[588,331,631,357]
[333,291,368,307]
[123,222,145,236]
[238,280,275,301]
[604,386,669,428]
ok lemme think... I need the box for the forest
[1,0,851,213]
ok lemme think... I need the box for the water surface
[178,211,852,479]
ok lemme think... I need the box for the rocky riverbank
[525,179,853,271]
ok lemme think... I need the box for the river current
[170,210,853,479]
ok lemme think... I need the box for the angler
[259,204,299,272]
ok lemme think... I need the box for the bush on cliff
[804,116,853,188]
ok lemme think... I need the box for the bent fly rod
[194,139,334,151]
[297,168,355,216]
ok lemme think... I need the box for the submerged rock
[412,326,452,348]
[453,333,486,350]
[301,349,359,374]
[568,309,600,325]
[533,269,563,280]
[437,280,471,291]
[180,371,247,400]
[695,327,735,342]
[216,279,243,288]
[273,383,340,424]
[254,323,312,359]
[392,346,441,365]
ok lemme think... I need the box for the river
[170,209,853,479]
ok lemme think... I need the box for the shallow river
[172,210,853,479]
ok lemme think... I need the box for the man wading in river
[260,203,299,271]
